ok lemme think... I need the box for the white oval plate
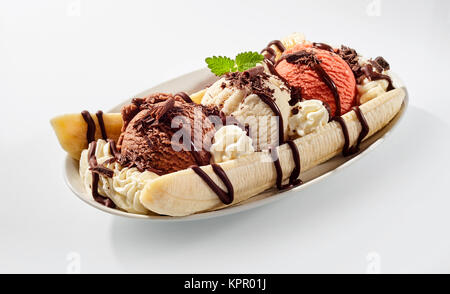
[64,68,408,222]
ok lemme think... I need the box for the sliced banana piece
[190,89,206,104]
[281,32,306,52]
[140,88,406,216]
[50,113,123,160]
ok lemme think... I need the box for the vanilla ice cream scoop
[202,67,291,150]
[288,99,329,137]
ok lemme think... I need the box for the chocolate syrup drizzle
[107,139,121,162]
[189,141,206,167]
[349,106,369,154]
[264,59,288,85]
[322,101,333,122]
[360,64,395,91]
[96,111,108,140]
[191,164,234,205]
[81,110,109,143]
[312,42,334,53]
[312,63,341,117]
[256,91,285,145]
[259,42,296,141]
[264,57,302,107]
[269,140,302,191]
[189,143,235,205]
[81,111,96,144]
[81,110,116,207]
[261,40,286,64]
[332,106,370,157]
[87,141,115,208]
[332,116,351,157]
[260,40,306,189]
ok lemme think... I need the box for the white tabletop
[1,0,449,274]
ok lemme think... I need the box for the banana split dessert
[51,33,406,216]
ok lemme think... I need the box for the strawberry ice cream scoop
[276,43,356,116]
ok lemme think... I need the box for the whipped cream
[79,139,159,214]
[288,99,329,137]
[210,125,255,163]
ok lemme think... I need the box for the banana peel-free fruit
[190,89,206,104]
[139,88,405,216]
[50,113,123,160]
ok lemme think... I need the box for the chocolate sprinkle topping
[369,59,383,73]
[337,45,363,78]
[285,50,321,67]
[289,87,302,106]
[174,92,193,103]
[133,98,176,133]
[374,56,390,71]
[337,45,394,91]
[90,165,114,178]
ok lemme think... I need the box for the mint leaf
[235,51,265,72]
[205,52,265,76]
[205,56,236,76]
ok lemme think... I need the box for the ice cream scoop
[201,67,291,150]
[276,43,356,116]
[118,93,219,175]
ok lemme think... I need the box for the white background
[1,0,449,273]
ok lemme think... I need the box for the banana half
[140,88,406,216]
[51,113,123,160]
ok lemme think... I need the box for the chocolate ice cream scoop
[118,93,219,175]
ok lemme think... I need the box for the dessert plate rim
[63,67,409,222]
